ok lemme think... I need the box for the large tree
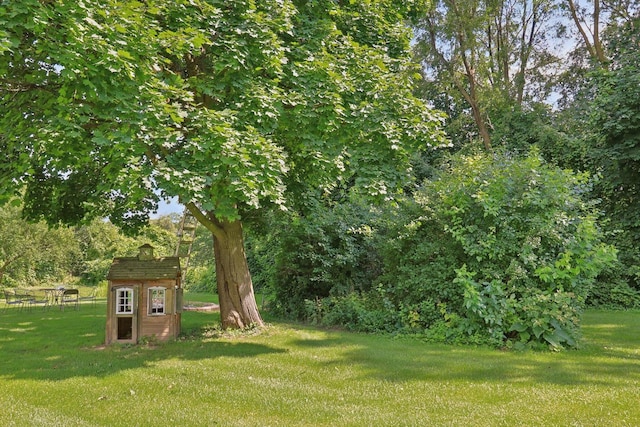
[0,0,444,327]
[413,0,562,150]
[563,0,639,66]
[587,16,640,277]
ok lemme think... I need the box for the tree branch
[185,202,225,240]
[566,0,598,60]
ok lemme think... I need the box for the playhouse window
[116,288,134,314]
[148,287,165,315]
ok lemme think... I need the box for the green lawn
[0,301,638,426]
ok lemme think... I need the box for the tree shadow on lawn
[2,307,639,388]
[0,308,286,383]
[289,328,640,387]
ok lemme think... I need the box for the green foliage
[378,199,465,327]
[319,292,398,334]
[1,0,444,229]
[586,263,640,309]
[0,201,80,287]
[585,18,640,290]
[421,150,616,348]
[592,21,640,184]
[184,265,217,294]
[369,150,616,349]
[267,150,615,349]
[270,199,383,319]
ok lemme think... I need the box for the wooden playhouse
[105,244,183,345]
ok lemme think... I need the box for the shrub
[184,265,216,293]
[587,271,640,309]
[379,149,616,349]
[270,199,383,319]
[266,149,616,349]
[378,200,466,328]
[424,149,616,349]
[318,291,399,334]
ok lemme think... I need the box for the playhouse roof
[107,256,181,281]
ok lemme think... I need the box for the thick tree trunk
[212,219,264,329]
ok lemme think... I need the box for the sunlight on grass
[0,305,639,426]
[9,326,36,333]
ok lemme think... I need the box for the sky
[151,197,183,218]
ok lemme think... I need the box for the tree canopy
[1,0,444,228]
[1,0,446,328]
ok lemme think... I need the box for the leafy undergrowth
[0,303,638,426]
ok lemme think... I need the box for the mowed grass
[0,300,639,426]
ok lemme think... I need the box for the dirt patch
[183,302,219,312]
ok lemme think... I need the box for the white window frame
[116,287,134,314]
[148,287,166,315]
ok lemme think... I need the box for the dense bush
[586,262,640,309]
[318,290,399,333]
[267,150,617,349]
[377,199,466,332]
[388,150,616,349]
[310,150,617,348]
[270,198,383,319]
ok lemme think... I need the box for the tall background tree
[0,198,179,290]
[413,0,562,151]
[0,0,445,328]
[587,16,640,288]
[0,200,79,287]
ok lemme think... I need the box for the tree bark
[459,51,493,152]
[566,0,607,64]
[212,219,264,329]
[185,203,264,329]
[424,16,493,152]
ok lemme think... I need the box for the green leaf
[509,322,527,333]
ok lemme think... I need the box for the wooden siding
[138,281,179,340]
[106,277,181,345]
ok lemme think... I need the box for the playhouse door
[114,286,138,343]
